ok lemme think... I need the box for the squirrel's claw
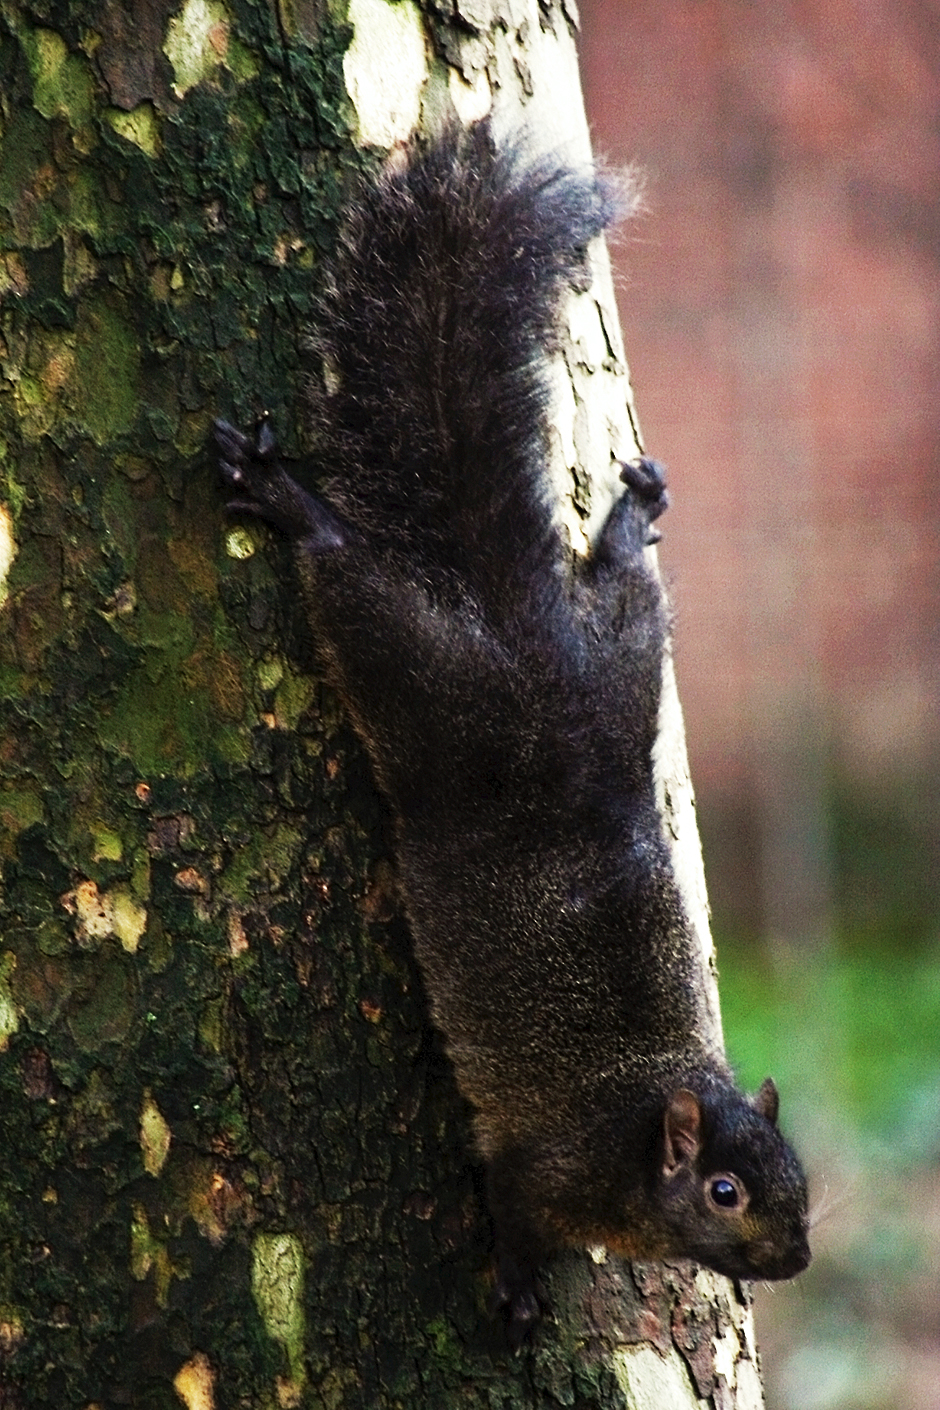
[491,1268,546,1351]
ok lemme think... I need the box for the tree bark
[0,1,765,1405]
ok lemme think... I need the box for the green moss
[91,823,123,862]
[226,31,261,84]
[0,107,61,246]
[257,656,283,693]
[16,377,42,410]
[0,439,28,521]
[100,475,140,574]
[0,787,45,836]
[71,299,140,444]
[424,1315,463,1369]
[99,660,250,775]
[66,954,135,1051]
[132,850,152,902]
[110,887,148,953]
[106,103,162,158]
[69,167,123,242]
[21,27,95,135]
[0,663,26,703]
[219,821,303,901]
[274,665,317,728]
[133,600,197,655]
[198,995,224,1051]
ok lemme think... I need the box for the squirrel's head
[656,1076,811,1280]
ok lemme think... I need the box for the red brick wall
[580,1,940,815]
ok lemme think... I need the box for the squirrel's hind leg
[487,1153,554,1349]
[214,418,348,551]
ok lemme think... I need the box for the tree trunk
[0,1,765,1405]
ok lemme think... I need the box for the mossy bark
[0,2,765,1406]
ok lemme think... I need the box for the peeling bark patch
[225,526,256,559]
[0,954,19,1051]
[343,0,428,148]
[163,0,258,97]
[131,1202,174,1305]
[60,879,147,952]
[0,504,16,610]
[227,910,249,956]
[140,1090,172,1175]
[62,879,114,944]
[612,1344,704,1408]
[448,64,492,124]
[173,1352,216,1410]
[712,1320,742,1386]
[90,0,178,110]
[0,1314,24,1358]
[251,1233,306,1389]
[164,0,231,97]
[175,866,210,897]
[20,1045,54,1099]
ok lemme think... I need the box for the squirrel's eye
[710,1178,739,1208]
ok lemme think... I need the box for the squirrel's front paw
[619,456,669,520]
[214,417,277,496]
[491,1262,546,1351]
[617,456,669,545]
[214,416,348,546]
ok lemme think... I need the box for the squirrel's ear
[663,1089,702,1175]
[752,1077,780,1125]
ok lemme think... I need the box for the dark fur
[215,120,810,1342]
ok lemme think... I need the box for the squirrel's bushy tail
[306,120,617,605]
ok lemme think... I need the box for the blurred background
[579,4,940,1407]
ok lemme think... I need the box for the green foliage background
[713,785,940,1410]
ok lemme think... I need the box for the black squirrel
[214,119,810,1341]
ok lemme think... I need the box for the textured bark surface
[0,2,765,1406]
